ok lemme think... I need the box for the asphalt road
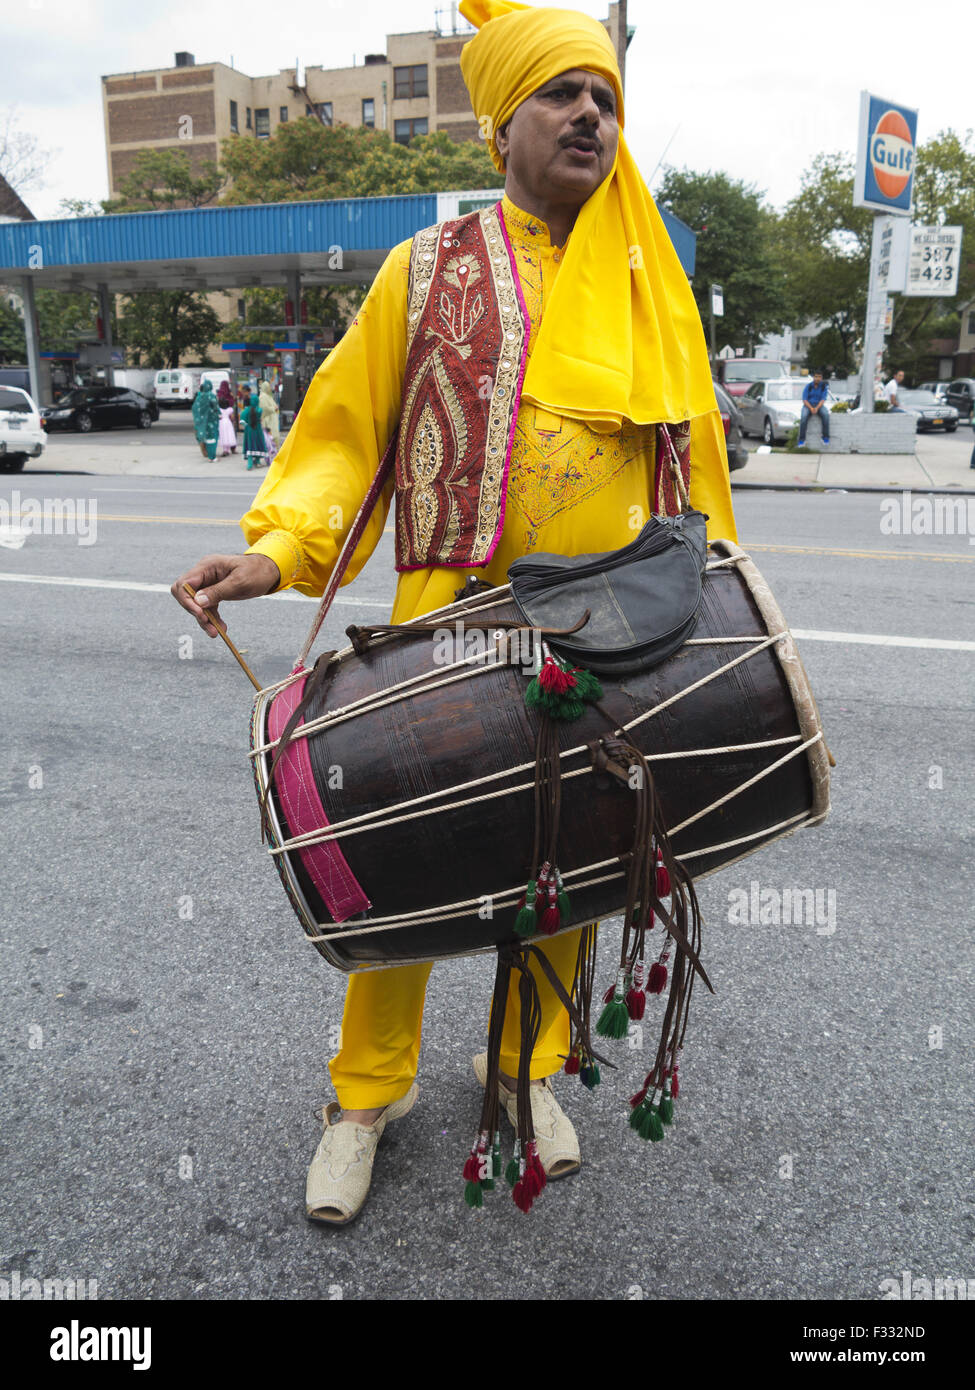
[1,479,973,1302]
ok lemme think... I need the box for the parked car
[154,368,201,408]
[897,389,959,432]
[716,358,790,399]
[712,381,748,470]
[944,378,975,420]
[738,378,808,444]
[917,380,949,403]
[0,385,46,472]
[40,387,159,432]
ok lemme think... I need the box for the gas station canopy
[0,189,695,294]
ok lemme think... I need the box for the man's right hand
[171,552,282,637]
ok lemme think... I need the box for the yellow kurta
[241,195,738,1107]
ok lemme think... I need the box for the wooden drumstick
[182,582,262,691]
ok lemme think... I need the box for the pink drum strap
[268,677,371,923]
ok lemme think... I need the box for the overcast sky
[7,0,970,220]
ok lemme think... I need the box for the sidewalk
[733,430,975,492]
[20,421,975,491]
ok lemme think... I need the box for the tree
[777,153,872,372]
[886,129,975,379]
[0,105,50,197]
[102,148,222,213]
[0,295,25,363]
[118,291,222,367]
[655,168,792,353]
[219,118,502,204]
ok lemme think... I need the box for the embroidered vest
[393,202,691,572]
[394,203,528,572]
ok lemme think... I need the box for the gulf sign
[855,91,918,214]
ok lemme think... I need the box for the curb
[731,479,975,496]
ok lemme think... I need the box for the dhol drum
[250,539,830,971]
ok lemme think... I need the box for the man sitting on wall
[797,370,830,448]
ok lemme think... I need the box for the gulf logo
[870,110,914,198]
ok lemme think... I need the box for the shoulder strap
[291,429,398,673]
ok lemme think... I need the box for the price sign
[904,225,963,296]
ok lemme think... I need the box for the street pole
[617,0,627,92]
[859,215,888,413]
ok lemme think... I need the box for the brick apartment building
[101,5,626,195]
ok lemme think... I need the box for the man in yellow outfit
[173,0,737,1225]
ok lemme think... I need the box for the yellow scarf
[459,0,717,433]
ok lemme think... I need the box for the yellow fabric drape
[241,197,736,605]
[458,0,719,431]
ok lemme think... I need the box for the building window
[314,101,333,127]
[246,106,252,130]
[394,64,428,99]
[280,106,288,123]
[394,117,428,145]
[237,298,246,318]
[362,98,375,128]
[255,108,270,138]
[968,311,975,336]
[229,100,238,133]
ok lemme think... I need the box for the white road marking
[0,570,973,645]
[0,571,389,607]
[791,628,975,652]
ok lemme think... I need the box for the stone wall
[817,411,917,454]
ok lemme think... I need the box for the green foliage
[118,291,221,367]
[103,148,222,213]
[656,168,792,351]
[777,153,871,371]
[805,324,857,375]
[219,118,502,204]
[0,295,25,362]
[887,129,975,379]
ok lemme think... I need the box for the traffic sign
[903,225,963,296]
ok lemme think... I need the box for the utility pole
[617,0,627,93]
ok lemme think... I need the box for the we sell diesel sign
[854,91,918,215]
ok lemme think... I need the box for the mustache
[559,132,602,152]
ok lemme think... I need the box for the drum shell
[252,543,830,970]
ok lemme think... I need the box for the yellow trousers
[329,927,583,1109]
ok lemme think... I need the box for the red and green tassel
[514,878,538,938]
[462,1133,491,1208]
[525,654,603,722]
[626,960,647,1020]
[629,1093,665,1142]
[596,968,630,1039]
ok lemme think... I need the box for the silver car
[739,378,808,445]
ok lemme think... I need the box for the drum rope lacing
[260,629,797,854]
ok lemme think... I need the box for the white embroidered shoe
[472,1052,580,1179]
[305,1082,419,1225]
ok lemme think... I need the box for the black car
[40,387,159,433]
[713,381,748,470]
[944,378,975,420]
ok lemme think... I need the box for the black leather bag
[508,510,709,677]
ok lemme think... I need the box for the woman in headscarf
[259,379,280,458]
[240,387,268,470]
[190,379,219,460]
[216,380,237,455]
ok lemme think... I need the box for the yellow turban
[459,0,718,433]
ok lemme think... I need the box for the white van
[200,368,234,394]
[112,368,157,398]
[154,368,201,409]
